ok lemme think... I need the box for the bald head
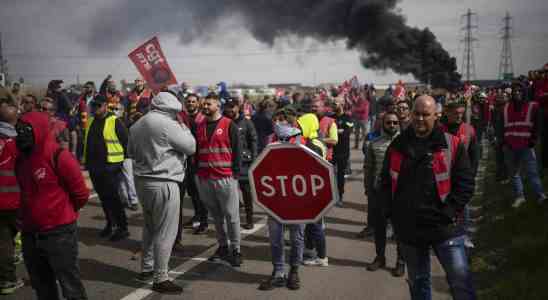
[412,95,438,138]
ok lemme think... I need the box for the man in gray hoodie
[128,92,196,295]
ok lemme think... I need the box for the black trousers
[182,173,208,223]
[22,222,87,300]
[332,155,349,200]
[0,210,17,283]
[239,180,254,224]
[372,190,403,262]
[89,165,127,230]
[542,119,548,170]
[495,143,508,180]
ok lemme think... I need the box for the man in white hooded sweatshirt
[128,92,196,294]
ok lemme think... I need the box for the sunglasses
[385,121,399,125]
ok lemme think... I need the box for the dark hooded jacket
[15,112,89,232]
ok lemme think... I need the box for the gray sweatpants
[135,177,180,283]
[196,176,241,252]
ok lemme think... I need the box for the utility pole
[499,11,514,80]
[460,9,478,82]
[0,32,9,80]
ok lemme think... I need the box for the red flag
[128,37,177,91]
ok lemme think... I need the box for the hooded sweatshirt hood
[19,112,57,155]
[0,121,17,137]
[151,92,182,115]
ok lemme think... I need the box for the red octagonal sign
[249,142,337,224]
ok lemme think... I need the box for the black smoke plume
[88,0,461,88]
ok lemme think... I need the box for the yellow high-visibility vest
[83,115,124,163]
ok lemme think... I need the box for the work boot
[152,280,183,294]
[193,223,208,235]
[230,249,243,267]
[356,226,374,239]
[135,271,154,283]
[366,256,386,271]
[286,267,301,290]
[99,225,113,238]
[258,272,286,291]
[208,246,229,262]
[110,228,130,242]
[392,261,405,277]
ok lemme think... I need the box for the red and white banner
[128,37,177,91]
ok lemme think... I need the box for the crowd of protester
[0,62,547,299]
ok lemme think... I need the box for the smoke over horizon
[87,0,461,87]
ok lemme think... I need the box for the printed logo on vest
[34,168,46,181]
[216,128,224,135]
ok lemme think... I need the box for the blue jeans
[304,220,327,259]
[504,147,545,199]
[267,218,304,274]
[400,236,476,300]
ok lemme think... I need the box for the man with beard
[379,95,476,299]
[195,93,243,267]
[223,97,258,230]
[332,97,353,207]
[364,112,405,277]
[100,75,123,117]
[498,81,546,207]
[176,94,208,243]
[124,78,152,128]
[440,101,480,248]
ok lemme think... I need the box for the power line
[498,11,514,80]
[460,8,478,82]
[4,47,350,60]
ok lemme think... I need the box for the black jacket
[232,114,258,179]
[379,126,475,246]
[85,113,128,170]
[333,113,353,160]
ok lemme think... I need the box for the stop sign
[248,142,337,224]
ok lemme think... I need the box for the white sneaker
[512,196,526,208]
[303,257,328,267]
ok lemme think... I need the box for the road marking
[120,217,267,300]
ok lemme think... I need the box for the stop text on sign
[260,175,325,197]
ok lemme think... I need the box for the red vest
[389,133,459,203]
[196,117,233,179]
[503,101,537,150]
[440,122,476,151]
[0,137,20,211]
[319,116,335,161]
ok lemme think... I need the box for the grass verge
[470,148,548,300]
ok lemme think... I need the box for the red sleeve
[57,150,90,210]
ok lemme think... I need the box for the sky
[1,0,547,88]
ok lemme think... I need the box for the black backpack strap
[53,147,64,173]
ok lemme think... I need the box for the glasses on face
[384,121,399,125]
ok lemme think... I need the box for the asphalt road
[3,147,452,300]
